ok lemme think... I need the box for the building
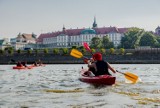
[37,18,129,48]
[10,33,37,50]
[0,38,11,50]
[155,26,160,36]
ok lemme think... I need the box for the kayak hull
[13,66,33,69]
[13,66,26,69]
[79,69,116,85]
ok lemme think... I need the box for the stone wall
[1,53,160,64]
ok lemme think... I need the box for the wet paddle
[70,49,88,59]
[116,70,138,83]
[83,42,139,83]
[83,42,93,55]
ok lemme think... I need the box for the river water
[0,64,159,108]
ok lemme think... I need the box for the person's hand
[87,60,92,65]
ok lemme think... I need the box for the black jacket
[94,60,111,76]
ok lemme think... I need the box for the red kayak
[79,69,116,85]
[13,66,33,69]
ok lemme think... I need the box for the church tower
[92,16,97,28]
[62,25,66,33]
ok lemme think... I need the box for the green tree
[53,48,59,54]
[5,47,13,51]
[44,48,48,54]
[61,48,68,55]
[35,49,39,55]
[120,48,125,55]
[0,49,4,55]
[72,46,78,49]
[139,32,158,47]
[100,48,106,54]
[102,35,114,48]
[27,49,32,54]
[156,37,160,43]
[81,48,86,54]
[121,27,144,49]
[8,49,13,55]
[108,42,114,48]
[91,48,96,53]
[17,49,21,54]
[78,46,84,49]
[110,48,115,54]
[91,37,102,48]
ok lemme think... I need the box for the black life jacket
[95,60,111,76]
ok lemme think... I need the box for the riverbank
[0,53,160,64]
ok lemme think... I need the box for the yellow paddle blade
[70,49,83,58]
[124,72,138,83]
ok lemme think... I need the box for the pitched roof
[17,33,36,41]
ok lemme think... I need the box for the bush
[0,49,4,55]
[53,48,59,54]
[61,48,68,55]
[27,49,32,54]
[17,49,21,54]
[120,48,125,55]
[44,48,48,54]
[91,48,96,53]
[110,48,115,54]
[35,49,39,54]
[100,48,106,54]
[72,46,78,49]
[81,48,86,54]
[8,49,13,55]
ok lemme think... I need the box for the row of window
[43,33,123,45]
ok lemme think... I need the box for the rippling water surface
[0,64,159,108]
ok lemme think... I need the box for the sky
[0,0,160,38]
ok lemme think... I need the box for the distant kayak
[79,69,116,85]
[13,66,33,69]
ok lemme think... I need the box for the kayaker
[87,52,116,76]
[16,61,23,67]
[21,61,27,67]
[33,61,38,66]
[88,58,96,73]
[82,58,96,76]
[37,59,43,66]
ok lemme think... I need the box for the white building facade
[37,18,129,48]
[10,33,37,50]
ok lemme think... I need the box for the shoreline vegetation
[0,48,160,64]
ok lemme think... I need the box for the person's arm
[107,62,116,73]
[88,62,97,72]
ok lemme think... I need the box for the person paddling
[37,59,43,66]
[21,61,27,67]
[83,52,116,76]
[16,61,23,67]
[33,61,38,66]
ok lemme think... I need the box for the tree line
[89,27,160,49]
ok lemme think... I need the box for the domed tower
[92,16,97,28]
[62,25,66,33]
